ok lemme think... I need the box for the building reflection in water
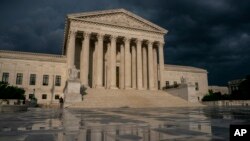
[5,108,216,141]
[52,109,212,141]
[5,107,250,140]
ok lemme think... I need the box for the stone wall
[166,83,198,103]
[208,86,229,94]
[0,99,24,105]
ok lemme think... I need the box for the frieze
[67,9,167,33]
[80,13,158,32]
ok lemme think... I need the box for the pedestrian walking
[59,97,64,109]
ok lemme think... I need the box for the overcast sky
[0,0,250,86]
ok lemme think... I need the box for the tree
[80,85,87,101]
[238,75,250,99]
[230,75,250,100]
[0,81,25,99]
[202,89,223,101]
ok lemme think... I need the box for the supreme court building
[0,9,208,105]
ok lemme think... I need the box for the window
[29,74,36,85]
[43,75,49,86]
[165,81,170,87]
[195,82,199,91]
[55,95,60,100]
[55,75,61,86]
[42,94,47,99]
[2,72,9,83]
[16,73,23,85]
[29,94,34,99]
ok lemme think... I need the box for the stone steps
[68,89,202,108]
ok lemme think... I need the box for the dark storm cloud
[0,0,250,85]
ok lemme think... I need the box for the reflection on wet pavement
[0,106,250,141]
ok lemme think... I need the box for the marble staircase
[67,89,203,108]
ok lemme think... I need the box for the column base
[137,87,143,90]
[124,86,132,90]
[110,86,118,89]
[149,87,157,91]
[96,85,105,89]
[132,86,136,89]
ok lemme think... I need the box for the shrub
[80,85,87,101]
[202,87,250,101]
[202,89,226,101]
[0,81,25,100]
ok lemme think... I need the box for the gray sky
[0,0,250,86]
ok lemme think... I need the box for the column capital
[82,32,90,43]
[146,40,154,46]
[69,29,77,37]
[110,34,118,40]
[157,41,165,47]
[123,36,132,42]
[135,38,143,43]
[97,33,105,39]
[83,32,91,38]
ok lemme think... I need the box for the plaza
[0,106,249,141]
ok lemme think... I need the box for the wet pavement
[0,106,250,141]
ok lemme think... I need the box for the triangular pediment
[68,9,167,33]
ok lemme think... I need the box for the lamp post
[33,89,35,98]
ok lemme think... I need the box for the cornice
[164,64,208,73]
[0,50,67,63]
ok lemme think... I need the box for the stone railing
[202,100,250,106]
[0,99,28,112]
[0,99,25,105]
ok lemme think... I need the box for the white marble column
[67,30,77,68]
[136,39,143,90]
[153,47,158,89]
[131,45,136,89]
[106,42,111,88]
[77,129,87,141]
[124,37,131,89]
[148,41,155,90]
[110,35,118,89]
[96,33,104,88]
[92,41,97,88]
[142,46,148,89]
[80,32,90,87]
[158,42,165,90]
[120,44,125,89]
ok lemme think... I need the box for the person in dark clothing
[59,97,64,109]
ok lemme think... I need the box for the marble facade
[65,9,166,90]
[0,9,208,104]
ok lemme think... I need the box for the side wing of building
[0,50,67,104]
[163,64,208,98]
